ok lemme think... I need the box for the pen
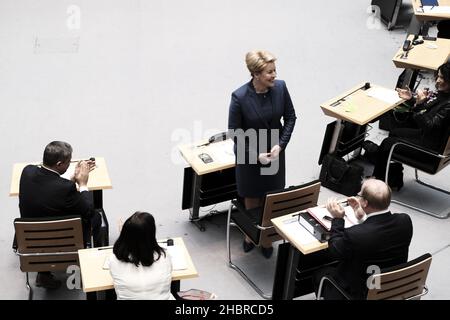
[339,200,349,207]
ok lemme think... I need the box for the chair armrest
[316,276,352,300]
[385,141,447,182]
[406,285,429,300]
[390,140,444,159]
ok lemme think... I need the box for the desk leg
[328,120,343,154]
[93,190,103,209]
[171,280,181,299]
[189,173,205,231]
[282,244,300,300]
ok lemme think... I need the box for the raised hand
[396,87,413,100]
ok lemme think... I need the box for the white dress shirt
[109,251,174,300]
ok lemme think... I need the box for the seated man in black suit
[314,178,413,300]
[19,141,101,289]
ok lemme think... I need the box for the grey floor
[0,0,449,300]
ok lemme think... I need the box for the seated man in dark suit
[314,178,413,299]
[19,141,101,289]
[372,61,450,189]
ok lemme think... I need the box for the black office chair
[385,132,450,219]
[13,216,85,300]
[317,253,432,300]
[226,180,321,299]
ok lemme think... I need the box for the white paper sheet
[423,6,450,13]
[166,246,188,271]
[366,87,402,105]
[281,219,318,245]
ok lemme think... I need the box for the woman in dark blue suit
[228,50,297,257]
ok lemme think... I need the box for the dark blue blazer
[227,79,297,197]
[228,79,296,151]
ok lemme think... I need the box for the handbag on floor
[319,153,364,196]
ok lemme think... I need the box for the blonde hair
[245,50,276,76]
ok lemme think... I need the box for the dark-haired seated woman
[109,211,174,300]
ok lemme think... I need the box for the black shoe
[243,240,255,253]
[261,246,273,259]
[36,272,61,289]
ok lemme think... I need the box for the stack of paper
[307,206,361,231]
[166,246,188,271]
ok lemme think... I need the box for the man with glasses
[314,178,413,300]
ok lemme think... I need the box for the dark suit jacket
[228,79,297,197]
[327,212,413,299]
[19,165,94,220]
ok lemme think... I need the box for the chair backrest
[259,180,321,247]
[14,216,84,273]
[366,253,432,300]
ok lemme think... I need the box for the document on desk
[282,218,317,245]
[423,6,450,13]
[166,246,188,271]
[365,87,402,105]
[210,139,235,164]
[308,206,361,231]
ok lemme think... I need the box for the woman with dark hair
[109,211,174,300]
[372,61,450,188]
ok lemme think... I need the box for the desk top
[9,157,112,196]
[320,83,404,125]
[78,237,198,293]
[393,35,450,71]
[272,212,328,255]
[178,139,235,175]
[412,0,450,20]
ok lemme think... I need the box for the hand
[87,159,96,172]
[415,88,429,105]
[396,87,412,100]
[270,145,281,159]
[347,197,366,220]
[258,153,272,165]
[74,161,90,187]
[326,198,345,219]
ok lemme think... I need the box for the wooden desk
[271,212,331,300]
[179,139,237,231]
[78,237,198,297]
[412,0,450,21]
[393,35,450,71]
[320,83,403,156]
[321,83,403,126]
[9,157,112,196]
[179,139,235,176]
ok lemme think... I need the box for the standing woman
[228,50,297,258]
[109,211,174,300]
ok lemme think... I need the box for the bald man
[315,178,413,300]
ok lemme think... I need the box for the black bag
[319,154,364,196]
[387,162,404,191]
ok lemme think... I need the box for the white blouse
[109,251,174,300]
